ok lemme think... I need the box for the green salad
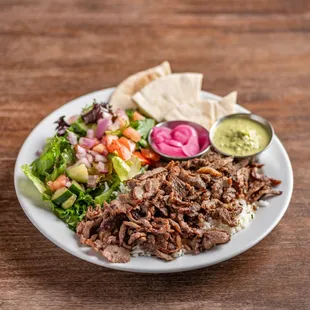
[22,101,159,230]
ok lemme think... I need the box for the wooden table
[1,1,309,309]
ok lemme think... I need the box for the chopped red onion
[96,162,109,174]
[115,108,129,122]
[79,137,98,149]
[76,153,85,160]
[87,129,95,139]
[86,153,94,163]
[76,145,87,158]
[89,150,99,157]
[87,175,99,188]
[100,144,109,156]
[94,153,107,162]
[66,181,72,188]
[96,118,112,138]
[102,111,112,119]
[108,119,121,132]
[67,131,78,145]
[90,150,107,162]
[76,157,91,168]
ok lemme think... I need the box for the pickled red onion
[157,142,185,157]
[151,124,208,158]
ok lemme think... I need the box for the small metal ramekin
[148,120,210,161]
[209,113,274,158]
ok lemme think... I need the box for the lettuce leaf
[105,129,122,137]
[112,155,142,182]
[126,109,135,120]
[68,117,88,136]
[127,155,141,179]
[21,164,48,194]
[130,118,155,139]
[31,136,75,181]
[54,191,95,230]
[94,178,121,206]
[49,151,74,182]
[112,156,131,181]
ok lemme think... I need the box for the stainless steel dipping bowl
[209,113,274,158]
[148,120,210,161]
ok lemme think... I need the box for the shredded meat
[137,167,167,180]
[197,166,222,177]
[101,245,130,263]
[77,150,282,263]
[203,230,231,250]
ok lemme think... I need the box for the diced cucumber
[69,180,85,195]
[67,164,88,183]
[139,138,148,148]
[52,187,74,205]
[70,120,88,136]
[61,194,77,209]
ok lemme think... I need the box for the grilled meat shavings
[77,151,282,263]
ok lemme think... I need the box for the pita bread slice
[198,91,237,127]
[109,61,171,112]
[165,103,213,129]
[165,91,237,130]
[132,73,203,121]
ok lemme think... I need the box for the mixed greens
[22,100,159,230]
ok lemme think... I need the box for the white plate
[14,88,293,273]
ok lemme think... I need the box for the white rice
[206,199,257,235]
[131,245,185,258]
[119,183,130,194]
[131,245,151,257]
[257,199,270,207]
[172,249,185,258]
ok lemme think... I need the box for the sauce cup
[148,120,210,160]
[209,113,274,158]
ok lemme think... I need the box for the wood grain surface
[1,1,309,309]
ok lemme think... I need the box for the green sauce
[212,117,271,156]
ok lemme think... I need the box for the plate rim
[14,88,294,273]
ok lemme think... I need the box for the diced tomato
[108,140,132,160]
[47,175,67,191]
[118,137,131,150]
[119,136,136,153]
[103,135,119,152]
[133,151,151,165]
[92,143,108,155]
[117,143,132,161]
[102,135,118,146]
[133,111,145,121]
[127,139,137,153]
[107,139,117,154]
[141,148,161,162]
[122,127,141,142]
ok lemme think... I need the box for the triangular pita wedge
[109,61,171,112]
[165,103,213,130]
[165,91,237,130]
[132,73,203,121]
[198,91,237,126]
